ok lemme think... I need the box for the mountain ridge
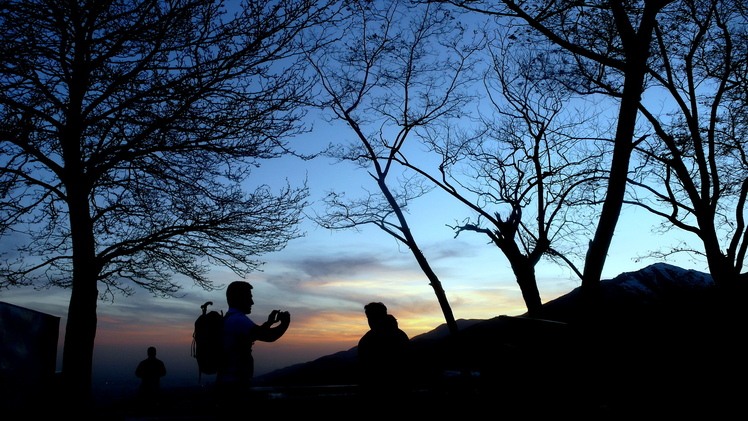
[94,262,744,418]
[255,262,723,387]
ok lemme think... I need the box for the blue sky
[1,130,706,392]
[0,3,712,393]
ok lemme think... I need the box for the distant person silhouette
[135,346,167,405]
[216,281,290,414]
[357,302,412,392]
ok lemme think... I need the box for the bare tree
[446,0,675,291]
[0,0,334,399]
[400,36,610,315]
[308,0,483,336]
[627,0,748,286]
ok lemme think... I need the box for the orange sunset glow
[3,197,695,394]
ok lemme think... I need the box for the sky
[0,131,705,393]
[0,3,712,395]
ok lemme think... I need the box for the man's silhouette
[135,346,167,405]
[216,281,290,413]
[357,302,411,391]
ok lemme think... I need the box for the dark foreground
[88,375,740,421]
[91,385,608,420]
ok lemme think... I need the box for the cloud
[0,216,556,387]
[292,254,397,279]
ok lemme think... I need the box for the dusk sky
[1,116,704,392]
[0,2,712,395]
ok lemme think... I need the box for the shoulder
[358,330,375,346]
[224,309,257,332]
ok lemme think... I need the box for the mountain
[253,263,745,415]
[536,262,717,321]
[253,318,484,387]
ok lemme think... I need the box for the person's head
[227,281,254,314]
[364,302,387,329]
[364,302,387,319]
[384,314,398,329]
[147,347,157,358]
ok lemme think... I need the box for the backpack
[191,301,224,381]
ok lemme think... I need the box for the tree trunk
[582,2,662,289]
[492,229,544,315]
[515,269,543,317]
[413,248,460,336]
[61,270,98,401]
[378,178,460,336]
[60,185,99,403]
[701,227,740,286]
[581,102,636,288]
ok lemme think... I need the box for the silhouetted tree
[0,0,335,400]
[405,37,610,314]
[446,0,675,290]
[627,0,748,287]
[308,0,483,336]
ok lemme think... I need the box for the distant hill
[254,263,745,415]
[253,318,484,386]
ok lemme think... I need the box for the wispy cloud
[0,221,591,385]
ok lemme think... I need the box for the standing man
[357,302,411,392]
[216,281,290,411]
[135,346,167,406]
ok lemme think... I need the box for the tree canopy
[0,0,334,398]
